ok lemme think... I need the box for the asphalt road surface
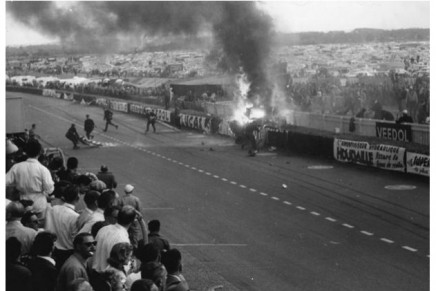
[10,92,429,291]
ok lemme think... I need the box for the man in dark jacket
[84,114,95,139]
[96,165,117,189]
[145,108,157,133]
[103,108,118,132]
[66,124,80,149]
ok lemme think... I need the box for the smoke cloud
[7,1,275,106]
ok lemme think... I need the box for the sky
[3,1,431,47]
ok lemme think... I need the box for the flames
[232,73,266,125]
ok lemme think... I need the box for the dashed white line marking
[360,231,374,236]
[271,196,279,201]
[191,167,197,170]
[213,175,220,178]
[178,162,184,165]
[206,172,212,176]
[198,169,204,173]
[342,223,355,229]
[249,188,257,192]
[325,217,337,222]
[283,201,292,205]
[260,192,268,196]
[380,238,394,244]
[310,211,320,216]
[221,178,228,181]
[296,206,306,210]
[230,181,237,185]
[185,165,190,168]
[402,246,418,252]
[239,185,247,188]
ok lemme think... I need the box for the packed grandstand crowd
[6,135,220,291]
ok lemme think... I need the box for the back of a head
[63,185,80,203]
[141,261,167,288]
[97,190,116,210]
[100,165,108,172]
[84,190,100,207]
[31,231,57,256]
[108,242,133,268]
[136,243,161,264]
[24,139,42,158]
[75,175,92,186]
[161,249,182,274]
[67,157,79,170]
[131,279,159,291]
[117,205,137,226]
[6,237,22,262]
[91,220,108,238]
[104,205,121,224]
[148,219,161,233]
[6,201,25,221]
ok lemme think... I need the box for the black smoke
[7,1,275,106]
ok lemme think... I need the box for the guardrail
[203,101,430,146]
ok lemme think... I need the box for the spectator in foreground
[120,184,142,249]
[141,262,168,291]
[148,220,170,253]
[56,232,97,291]
[6,201,38,256]
[97,165,118,190]
[6,139,55,223]
[28,231,58,291]
[6,237,33,291]
[161,249,190,291]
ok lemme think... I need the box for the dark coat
[27,257,57,291]
[6,262,33,291]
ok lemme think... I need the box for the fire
[232,73,265,125]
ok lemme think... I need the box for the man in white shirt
[78,190,115,234]
[45,184,80,270]
[92,205,138,273]
[6,140,54,222]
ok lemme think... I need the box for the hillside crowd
[6,138,219,291]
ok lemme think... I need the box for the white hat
[124,184,134,193]
[403,109,408,114]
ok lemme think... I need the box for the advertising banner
[406,152,429,177]
[376,122,412,142]
[334,139,406,172]
[180,114,210,132]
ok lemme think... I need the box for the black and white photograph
[4,1,431,290]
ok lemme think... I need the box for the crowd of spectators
[6,137,221,291]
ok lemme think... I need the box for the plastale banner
[334,139,406,172]
[406,152,429,177]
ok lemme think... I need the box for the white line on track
[402,246,418,252]
[271,196,279,201]
[360,231,374,236]
[342,224,354,228]
[230,181,237,185]
[260,192,268,196]
[380,238,394,244]
[213,175,220,178]
[296,206,306,210]
[310,211,320,216]
[239,185,247,188]
[283,201,292,205]
[325,217,337,222]
[249,188,257,192]
[221,178,228,181]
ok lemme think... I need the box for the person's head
[161,248,182,274]
[97,190,116,210]
[117,205,137,227]
[63,185,80,204]
[100,165,108,173]
[107,242,134,269]
[53,180,73,199]
[48,157,64,171]
[403,109,408,116]
[141,262,167,291]
[91,220,108,238]
[21,211,39,231]
[86,114,90,119]
[73,232,96,259]
[31,231,57,256]
[104,205,121,224]
[76,175,92,193]
[6,201,25,222]
[84,190,100,210]
[102,268,126,291]
[67,157,79,170]
[147,220,161,233]
[90,179,107,192]
[71,123,76,128]
[6,237,22,263]
[67,278,93,291]
[130,279,159,291]
[31,123,36,129]
[135,243,161,264]
[124,184,134,194]
[24,139,42,158]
